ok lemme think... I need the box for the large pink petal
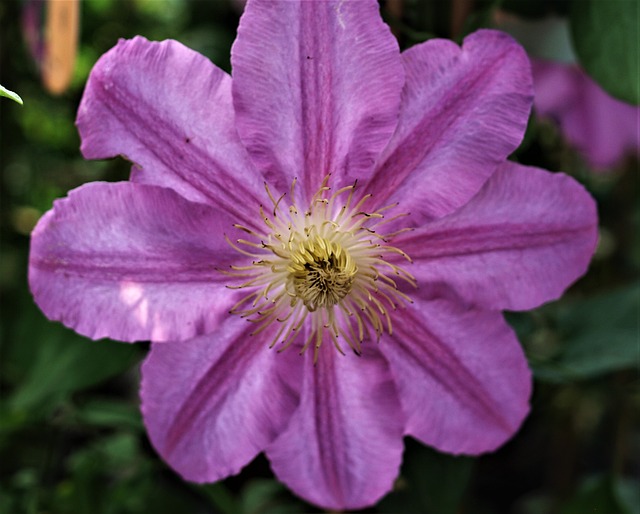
[266,344,404,510]
[141,315,301,482]
[231,0,404,200]
[367,30,533,224]
[393,161,598,311]
[77,36,265,225]
[29,181,242,342]
[381,299,531,454]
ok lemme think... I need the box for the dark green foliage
[571,0,639,104]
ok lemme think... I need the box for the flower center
[289,235,356,311]
[224,177,415,362]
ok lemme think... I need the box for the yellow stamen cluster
[224,177,415,362]
[288,234,356,311]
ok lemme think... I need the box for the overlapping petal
[392,161,598,311]
[231,0,404,200]
[29,182,241,342]
[77,36,265,225]
[141,315,301,482]
[368,30,533,225]
[380,298,531,454]
[266,343,404,510]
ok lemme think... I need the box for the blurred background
[0,0,638,513]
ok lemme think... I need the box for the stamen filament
[224,177,415,360]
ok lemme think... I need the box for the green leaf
[240,479,305,514]
[61,433,204,514]
[570,0,639,104]
[379,440,474,514]
[195,483,239,514]
[7,301,143,415]
[0,84,23,105]
[75,399,143,431]
[533,285,639,382]
[560,475,634,514]
[616,477,640,514]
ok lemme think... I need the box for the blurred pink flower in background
[29,0,598,509]
[532,59,640,169]
[494,11,639,170]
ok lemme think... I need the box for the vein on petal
[30,254,223,284]
[92,72,259,227]
[163,328,259,455]
[313,353,347,505]
[394,308,515,434]
[396,224,594,260]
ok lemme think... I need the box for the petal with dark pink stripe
[29,181,240,342]
[381,299,531,454]
[77,36,264,224]
[393,161,598,311]
[232,0,403,199]
[266,344,404,511]
[141,316,301,482]
[368,30,532,224]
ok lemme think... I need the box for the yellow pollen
[224,177,416,362]
[287,235,357,311]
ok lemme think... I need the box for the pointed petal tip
[381,299,532,456]
[395,161,598,312]
[369,28,533,223]
[140,319,302,483]
[266,346,405,510]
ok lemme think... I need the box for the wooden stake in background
[42,0,79,95]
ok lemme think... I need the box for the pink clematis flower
[532,59,640,170]
[29,0,598,509]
